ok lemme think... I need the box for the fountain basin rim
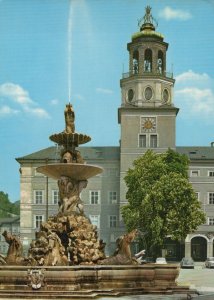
[36,163,103,180]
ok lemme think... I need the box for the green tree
[121,149,206,258]
[0,191,20,217]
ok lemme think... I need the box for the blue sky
[0,0,214,202]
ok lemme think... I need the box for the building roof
[16,145,214,164]
[177,146,214,161]
[16,146,120,162]
[0,216,20,226]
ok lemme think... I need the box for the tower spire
[138,6,158,32]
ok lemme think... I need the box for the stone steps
[0,287,196,299]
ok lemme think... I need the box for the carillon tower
[118,6,179,203]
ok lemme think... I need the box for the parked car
[205,257,214,268]
[140,257,155,264]
[180,257,194,269]
[155,257,167,264]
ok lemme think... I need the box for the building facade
[16,8,214,260]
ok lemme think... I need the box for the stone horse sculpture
[0,231,25,265]
[100,229,139,265]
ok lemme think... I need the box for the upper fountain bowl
[36,163,103,180]
[50,132,91,147]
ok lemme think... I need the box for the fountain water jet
[67,1,72,101]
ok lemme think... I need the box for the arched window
[133,50,139,74]
[144,49,152,72]
[191,236,207,261]
[157,50,164,74]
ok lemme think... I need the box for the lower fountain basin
[36,163,103,180]
[0,264,195,299]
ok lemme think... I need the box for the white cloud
[50,99,59,105]
[175,70,210,84]
[175,88,214,116]
[175,70,214,119]
[0,105,19,116]
[159,6,192,21]
[96,88,113,94]
[0,82,50,118]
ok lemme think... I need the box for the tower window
[144,49,152,72]
[150,135,157,148]
[157,50,164,74]
[144,87,153,101]
[133,49,139,74]
[139,134,147,148]
[128,89,134,102]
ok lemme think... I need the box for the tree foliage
[0,191,20,217]
[121,149,206,257]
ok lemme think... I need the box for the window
[208,217,214,225]
[150,135,157,148]
[195,192,200,201]
[34,190,44,204]
[209,171,214,177]
[191,170,199,177]
[109,215,117,228]
[34,215,44,229]
[208,192,214,204]
[52,190,59,205]
[109,191,117,204]
[89,215,100,229]
[90,191,100,205]
[139,134,146,148]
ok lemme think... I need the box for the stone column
[152,48,158,74]
[129,49,133,75]
[185,242,191,257]
[138,46,144,75]
[207,241,213,257]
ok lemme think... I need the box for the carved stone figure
[27,269,45,289]
[2,231,25,265]
[57,176,87,215]
[27,214,106,266]
[61,150,85,164]
[64,103,75,133]
[100,229,139,265]
[157,58,162,73]
[28,230,68,266]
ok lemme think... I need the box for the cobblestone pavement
[177,264,214,295]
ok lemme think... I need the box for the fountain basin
[36,163,103,180]
[0,264,195,298]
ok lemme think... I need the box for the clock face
[144,86,153,101]
[162,88,170,103]
[127,89,134,102]
[141,117,156,132]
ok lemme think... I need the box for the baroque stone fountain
[0,104,194,298]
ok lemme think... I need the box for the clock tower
[118,6,179,203]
